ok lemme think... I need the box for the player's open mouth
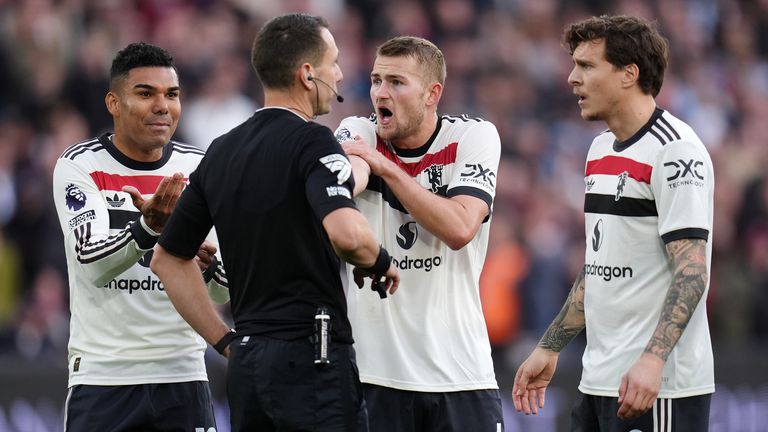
[378,107,393,125]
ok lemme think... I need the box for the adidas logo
[106,193,126,208]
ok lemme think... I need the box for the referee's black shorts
[570,391,711,431]
[227,335,368,432]
[65,381,216,432]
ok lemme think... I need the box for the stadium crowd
[0,0,767,386]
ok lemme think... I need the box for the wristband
[213,329,237,355]
[363,246,391,276]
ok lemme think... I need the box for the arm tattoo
[644,239,708,362]
[538,268,587,352]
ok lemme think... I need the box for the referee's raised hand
[123,172,185,232]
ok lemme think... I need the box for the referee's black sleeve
[300,126,358,222]
[158,168,214,259]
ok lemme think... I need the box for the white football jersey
[53,134,228,387]
[336,114,500,392]
[580,109,714,398]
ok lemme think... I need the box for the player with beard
[335,36,503,432]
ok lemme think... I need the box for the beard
[582,108,605,122]
[378,106,425,142]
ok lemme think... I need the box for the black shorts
[227,335,367,432]
[570,391,712,432]
[362,383,503,432]
[64,381,216,432]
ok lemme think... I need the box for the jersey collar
[613,107,664,152]
[100,132,174,171]
[390,117,443,158]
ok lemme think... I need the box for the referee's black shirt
[159,108,358,343]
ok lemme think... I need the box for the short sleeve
[300,125,358,221]
[446,121,501,210]
[652,140,714,243]
[335,116,378,150]
[158,164,214,259]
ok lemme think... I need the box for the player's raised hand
[512,347,559,415]
[123,172,185,232]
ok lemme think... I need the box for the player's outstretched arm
[513,269,586,414]
[617,238,708,420]
[52,160,182,286]
[122,172,185,233]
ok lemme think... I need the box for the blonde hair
[377,36,446,86]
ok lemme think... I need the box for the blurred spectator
[179,53,258,149]
[61,27,114,135]
[0,230,21,331]
[13,266,68,361]
[479,210,528,349]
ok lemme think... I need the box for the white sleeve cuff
[139,216,161,237]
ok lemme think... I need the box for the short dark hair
[109,42,175,89]
[377,36,446,86]
[563,15,668,97]
[251,13,329,89]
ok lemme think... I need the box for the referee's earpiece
[306,73,344,103]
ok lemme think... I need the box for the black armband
[363,246,391,276]
[202,255,219,283]
[213,329,237,355]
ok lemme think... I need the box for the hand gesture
[123,172,185,233]
[342,136,389,177]
[512,347,559,415]
[617,353,664,420]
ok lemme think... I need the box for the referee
[150,13,399,432]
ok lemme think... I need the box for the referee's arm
[151,245,233,355]
[323,207,399,294]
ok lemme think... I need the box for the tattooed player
[513,15,714,431]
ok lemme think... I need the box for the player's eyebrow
[133,84,180,92]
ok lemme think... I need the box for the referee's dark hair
[110,42,176,90]
[251,13,330,89]
[563,15,669,97]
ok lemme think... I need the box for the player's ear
[105,91,120,116]
[425,82,443,107]
[621,63,639,88]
